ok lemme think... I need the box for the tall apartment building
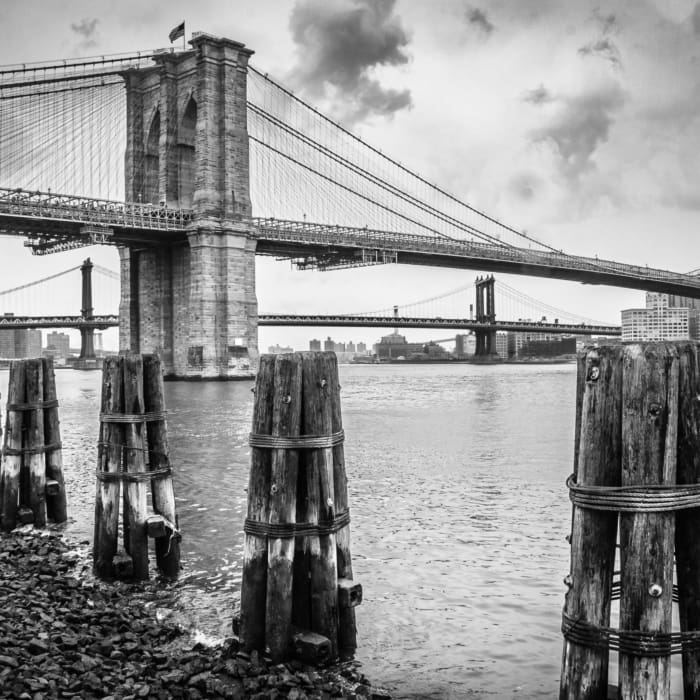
[621,292,699,341]
[46,331,71,358]
[309,339,321,351]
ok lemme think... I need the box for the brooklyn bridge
[1,33,696,377]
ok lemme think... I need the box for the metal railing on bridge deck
[0,188,192,233]
[0,314,119,330]
[257,313,622,336]
[250,217,700,291]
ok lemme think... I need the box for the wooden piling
[93,356,124,577]
[42,358,67,523]
[675,343,700,698]
[618,343,679,698]
[560,347,623,700]
[122,355,149,580]
[93,354,180,581]
[240,351,358,662]
[301,352,339,658]
[329,353,358,658]
[143,354,179,578]
[24,359,46,528]
[240,355,276,652]
[265,353,303,662]
[1,361,26,531]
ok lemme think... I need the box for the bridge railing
[0,188,192,232]
[250,217,700,290]
[257,313,621,335]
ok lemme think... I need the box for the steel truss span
[257,314,621,335]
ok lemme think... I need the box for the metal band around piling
[2,441,62,456]
[95,465,173,483]
[248,430,344,450]
[99,411,167,423]
[566,474,700,512]
[6,399,59,411]
[244,509,351,538]
[562,611,700,657]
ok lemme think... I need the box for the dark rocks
[0,529,390,699]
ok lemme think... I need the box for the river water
[0,362,643,697]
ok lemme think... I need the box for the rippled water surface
[1,363,590,697]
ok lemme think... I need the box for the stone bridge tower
[119,33,258,378]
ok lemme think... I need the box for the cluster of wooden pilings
[561,342,700,699]
[240,351,361,664]
[0,358,67,531]
[93,354,180,580]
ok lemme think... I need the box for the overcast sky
[1,0,699,350]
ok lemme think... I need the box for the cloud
[532,84,626,182]
[593,10,618,35]
[508,172,539,201]
[578,37,622,68]
[288,0,412,125]
[70,17,99,49]
[522,84,552,105]
[465,6,494,35]
[692,3,700,34]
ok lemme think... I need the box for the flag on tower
[169,21,185,43]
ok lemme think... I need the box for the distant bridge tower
[78,258,96,365]
[474,275,497,357]
[119,33,258,378]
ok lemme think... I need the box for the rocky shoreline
[0,529,389,700]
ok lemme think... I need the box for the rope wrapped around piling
[562,611,700,657]
[244,509,350,538]
[6,399,59,411]
[566,474,700,512]
[95,465,173,483]
[99,411,167,423]
[249,430,344,450]
[2,441,62,456]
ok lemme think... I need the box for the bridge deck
[2,313,618,336]
[1,188,698,298]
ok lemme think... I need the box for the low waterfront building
[373,331,425,360]
[621,292,699,341]
[268,344,294,354]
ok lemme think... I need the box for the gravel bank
[0,529,389,700]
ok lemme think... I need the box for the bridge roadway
[1,313,620,336]
[258,314,621,335]
[0,315,119,330]
[1,188,698,298]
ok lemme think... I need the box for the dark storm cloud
[578,37,622,68]
[71,18,99,49]
[594,10,618,35]
[465,6,494,35]
[509,172,538,201]
[522,84,552,105]
[533,85,625,182]
[288,0,412,124]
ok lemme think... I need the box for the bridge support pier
[119,226,259,380]
[474,275,498,358]
[119,32,259,379]
[75,258,99,370]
